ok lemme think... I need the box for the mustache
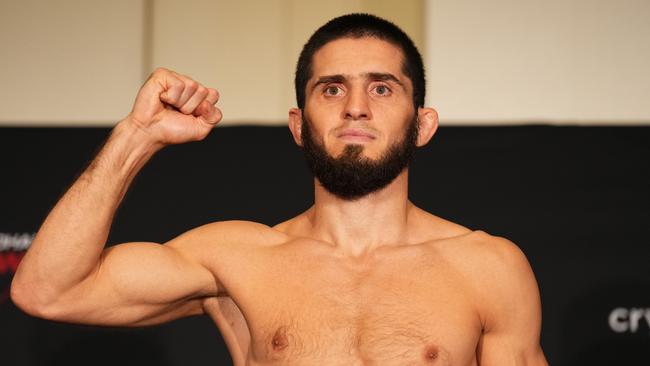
[299,114,419,200]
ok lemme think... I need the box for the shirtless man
[11,14,547,365]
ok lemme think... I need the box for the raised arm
[11,68,224,326]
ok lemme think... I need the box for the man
[12,14,548,365]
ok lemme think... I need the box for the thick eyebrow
[312,74,346,91]
[311,72,406,92]
[365,72,405,90]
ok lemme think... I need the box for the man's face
[299,37,419,200]
[302,37,417,160]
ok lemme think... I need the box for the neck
[306,170,413,257]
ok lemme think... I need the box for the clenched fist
[125,68,222,146]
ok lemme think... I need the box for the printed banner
[1,126,648,365]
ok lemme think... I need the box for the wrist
[114,117,165,154]
[101,118,163,179]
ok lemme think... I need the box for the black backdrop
[1,125,649,365]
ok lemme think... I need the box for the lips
[337,128,376,140]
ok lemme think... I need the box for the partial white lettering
[609,307,650,333]
[0,232,35,251]
[609,307,629,333]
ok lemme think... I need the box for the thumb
[157,75,185,108]
[194,101,223,125]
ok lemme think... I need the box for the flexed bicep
[47,240,220,327]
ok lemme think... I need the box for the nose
[343,87,371,121]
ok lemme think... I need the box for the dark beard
[300,115,419,201]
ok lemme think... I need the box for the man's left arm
[476,236,549,365]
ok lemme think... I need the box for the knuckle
[198,100,210,113]
[210,88,220,101]
[170,78,183,90]
[153,67,169,76]
[186,80,198,91]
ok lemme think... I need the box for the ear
[288,108,303,146]
[416,107,439,147]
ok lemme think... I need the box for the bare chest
[217,245,483,365]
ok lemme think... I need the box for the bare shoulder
[456,230,531,269]
[411,206,530,275]
[434,229,536,289]
[448,230,543,336]
[467,231,536,290]
[439,233,546,362]
[413,209,540,316]
[410,207,545,357]
[272,209,315,238]
[164,220,290,258]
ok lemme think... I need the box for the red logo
[0,232,34,304]
[0,251,26,276]
[0,251,27,303]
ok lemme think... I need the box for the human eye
[324,85,344,96]
[372,84,392,96]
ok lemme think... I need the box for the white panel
[151,0,289,124]
[0,0,145,125]
[0,0,424,126]
[425,0,650,124]
[150,0,420,125]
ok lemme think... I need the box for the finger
[199,102,222,125]
[206,88,220,105]
[176,77,199,108]
[180,86,208,114]
[192,100,210,118]
[159,74,185,106]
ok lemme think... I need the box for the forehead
[310,37,407,82]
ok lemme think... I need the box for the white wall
[0,0,422,126]
[1,0,647,126]
[0,0,145,125]
[425,0,650,124]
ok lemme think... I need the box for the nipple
[271,327,289,351]
[423,345,439,362]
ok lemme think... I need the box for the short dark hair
[295,13,425,111]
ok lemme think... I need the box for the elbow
[10,278,62,320]
[10,278,38,316]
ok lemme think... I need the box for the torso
[201,210,492,365]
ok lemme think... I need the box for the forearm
[12,120,160,307]
[11,68,221,319]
